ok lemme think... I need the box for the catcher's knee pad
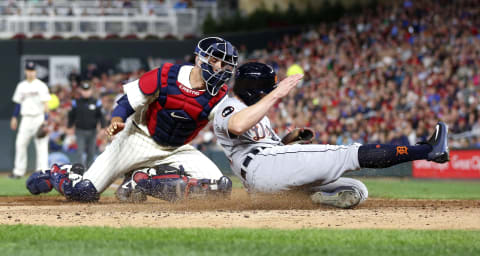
[26,171,53,195]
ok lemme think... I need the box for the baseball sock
[357,144,432,168]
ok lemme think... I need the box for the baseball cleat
[424,122,449,163]
[311,189,361,209]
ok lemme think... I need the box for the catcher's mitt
[36,123,49,138]
[281,127,315,145]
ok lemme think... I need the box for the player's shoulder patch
[221,106,235,117]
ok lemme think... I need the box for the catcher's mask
[234,62,277,106]
[194,37,238,96]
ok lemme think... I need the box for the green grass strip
[2,175,480,199]
[0,176,42,196]
[362,178,480,199]
[0,225,479,256]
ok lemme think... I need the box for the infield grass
[0,225,479,256]
[0,175,115,196]
[231,176,480,199]
[362,178,480,199]
[2,174,480,199]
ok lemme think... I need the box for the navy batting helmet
[234,62,277,106]
[194,37,238,96]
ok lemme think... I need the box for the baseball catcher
[26,37,237,202]
[212,62,449,208]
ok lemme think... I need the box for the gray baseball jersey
[213,95,368,202]
[213,96,281,172]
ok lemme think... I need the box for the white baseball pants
[13,115,49,176]
[83,121,223,193]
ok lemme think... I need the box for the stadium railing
[0,0,218,39]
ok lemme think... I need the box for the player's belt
[240,147,264,180]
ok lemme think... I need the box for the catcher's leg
[48,163,100,202]
[115,170,148,203]
[26,163,99,202]
[160,145,233,197]
[166,144,224,180]
[116,164,232,203]
[310,177,368,209]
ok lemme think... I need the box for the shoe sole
[432,152,450,163]
[431,122,450,163]
[311,190,361,209]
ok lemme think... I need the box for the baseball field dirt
[0,188,479,230]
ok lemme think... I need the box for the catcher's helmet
[194,37,238,96]
[234,62,277,106]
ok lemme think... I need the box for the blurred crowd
[0,0,204,16]
[46,67,139,163]
[44,0,480,163]
[246,0,480,149]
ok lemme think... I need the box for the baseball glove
[281,127,315,145]
[36,123,49,138]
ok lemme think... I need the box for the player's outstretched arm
[228,74,303,135]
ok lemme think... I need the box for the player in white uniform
[213,62,450,208]
[10,62,50,179]
[26,37,237,202]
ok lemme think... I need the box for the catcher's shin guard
[115,171,147,203]
[123,165,233,202]
[49,163,100,202]
[132,166,187,202]
[183,176,232,199]
[120,165,187,202]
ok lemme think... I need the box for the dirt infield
[0,188,479,230]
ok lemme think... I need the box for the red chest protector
[139,63,228,147]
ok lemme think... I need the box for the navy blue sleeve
[12,104,20,117]
[111,95,135,121]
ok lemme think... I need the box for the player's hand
[273,74,304,99]
[106,117,125,137]
[10,117,18,131]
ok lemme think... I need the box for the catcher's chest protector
[140,63,228,146]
